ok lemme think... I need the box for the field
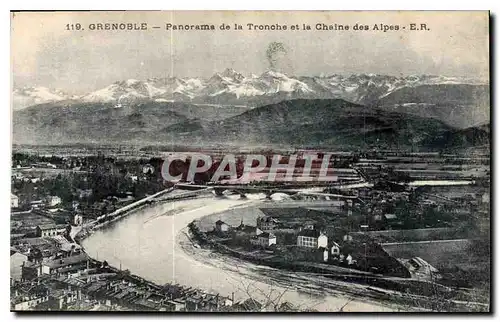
[381,239,471,270]
[357,228,470,243]
[11,212,54,227]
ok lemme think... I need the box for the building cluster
[77,275,234,312]
[11,194,62,211]
[11,153,152,218]
[10,227,270,312]
[11,209,71,241]
[212,215,358,266]
[12,155,93,173]
[11,264,285,312]
[11,234,84,284]
[11,246,273,312]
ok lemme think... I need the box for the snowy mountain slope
[12,87,71,110]
[81,79,156,103]
[15,70,488,110]
[76,71,486,106]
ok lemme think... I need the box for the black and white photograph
[9,10,491,312]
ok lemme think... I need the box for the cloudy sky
[11,11,489,94]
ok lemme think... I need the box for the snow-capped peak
[81,80,153,102]
[12,86,70,110]
[221,68,237,77]
[261,70,289,79]
[16,71,488,108]
[125,79,140,86]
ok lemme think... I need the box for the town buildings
[10,251,28,282]
[164,300,185,311]
[41,253,90,276]
[30,200,44,209]
[185,293,233,311]
[297,229,328,248]
[11,193,19,208]
[250,232,277,248]
[77,189,93,199]
[11,285,50,310]
[47,196,62,207]
[21,262,43,281]
[74,214,84,226]
[256,216,279,231]
[35,224,66,238]
[214,220,230,233]
[331,242,341,256]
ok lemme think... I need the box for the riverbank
[72,193,246,311]
[80,194,417,312]
[74,188,181,242]
[186,215,488,312]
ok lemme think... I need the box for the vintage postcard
[10,11,490,312]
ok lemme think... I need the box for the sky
[11,11,489,94]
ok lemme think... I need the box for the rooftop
[298,229,325,238]
[384,213,398,220]
[258,216,279,223]
[17,237,51,246]
[259,232,276,239]
[42,253,89,269]
[37,224,58,230]
[23,261,41,269]
[236,224,257,234]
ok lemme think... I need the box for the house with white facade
[35,224,65,238]
[10,251,28,282]
[297,229,328,248]
[256,216,279,231]
[11,194,19,208]
[250,232,277,248]
[41,253,89,276]
[331,242,341,256]
[215,220,230,233]
[46,196,62,207]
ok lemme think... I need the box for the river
[81,194,399,312]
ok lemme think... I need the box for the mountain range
[12,87,76,111]
[13,69,487,108]
[12,70,490,148]
[165,99,490,149]
[13,97,490,150]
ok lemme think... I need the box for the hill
[12,100,249,145]
[12,98,489,150]
[166,99,484,149]
[422,123,490,149]
[376,84,490,128]
[14,72,488,130]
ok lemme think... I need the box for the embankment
[187,220,470,302]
